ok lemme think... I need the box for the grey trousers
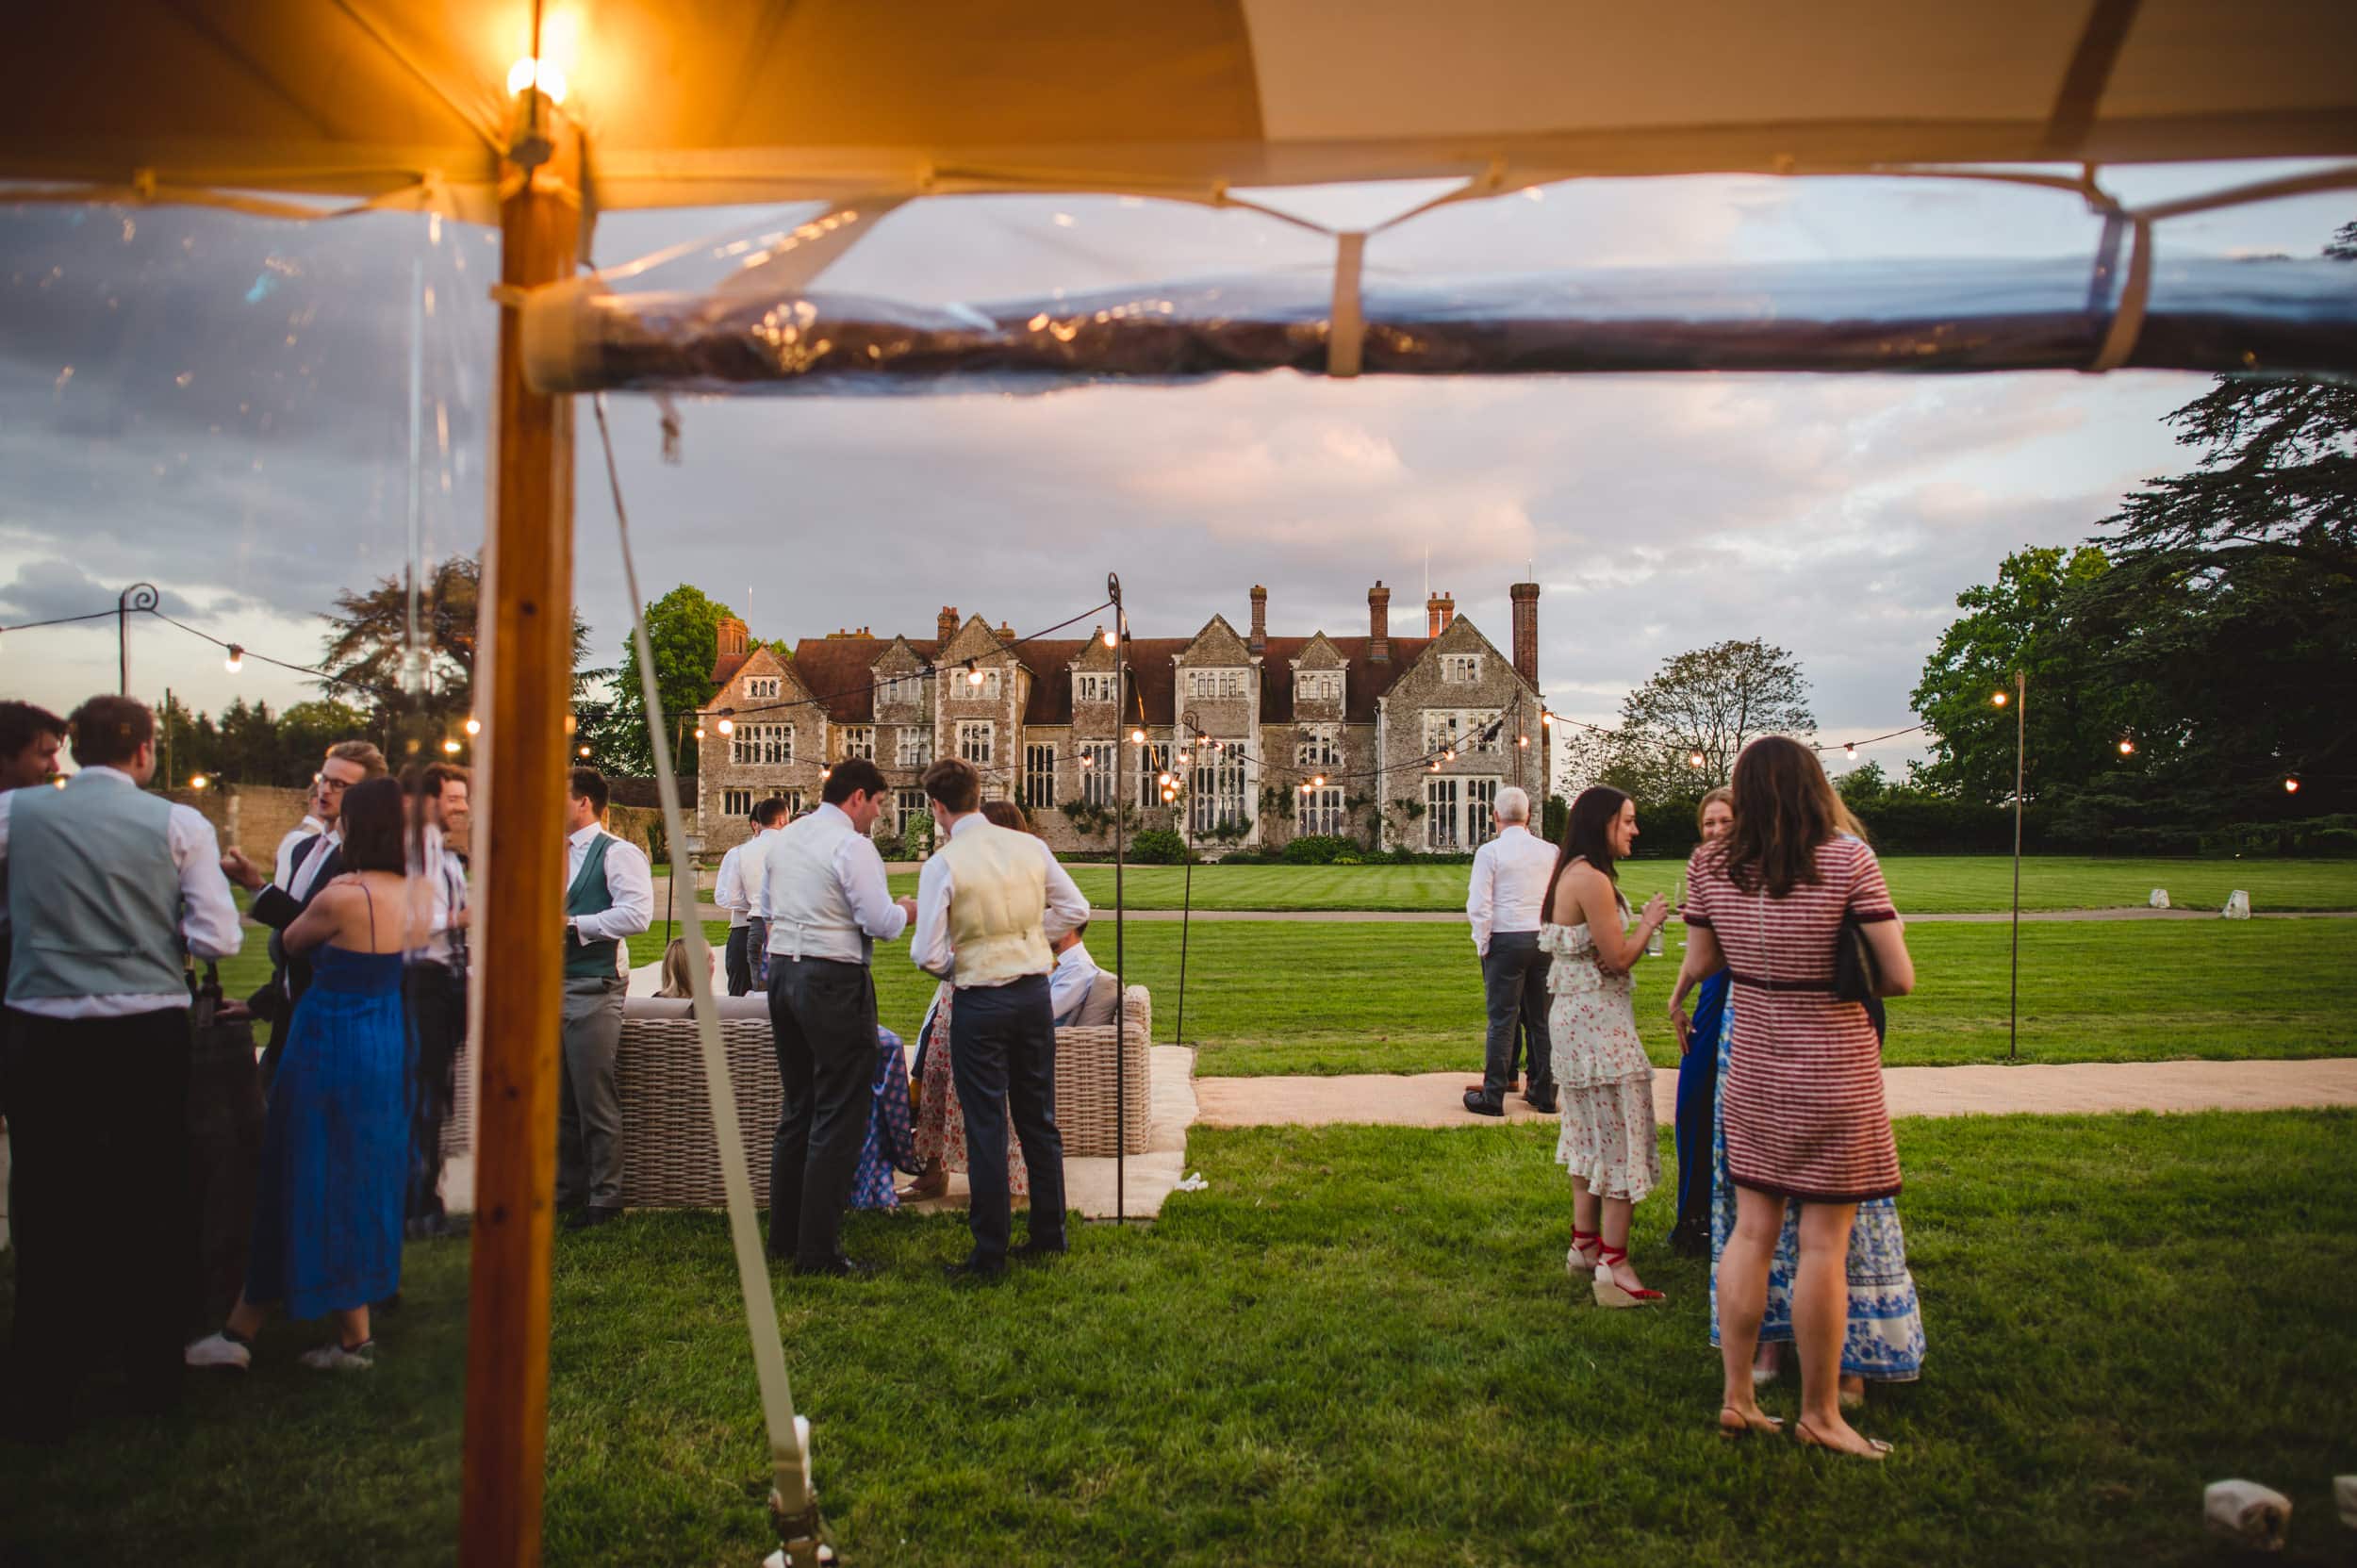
[1480,931,1554,1101]
[557,974,628,1211]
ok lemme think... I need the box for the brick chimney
[1510,581,1540,686]
[937,605,960,646]
[1426,591,1455,636]
[1248,585,1267,653]
[716,616,749,656]
[1368,581,1391,663]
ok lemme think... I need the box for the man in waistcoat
[758,758,916,1276]
[0,696,242,1438]
[911,758,1091,1281]
[404,763,470,1238]
[558,767,653,1231]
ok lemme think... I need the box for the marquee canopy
[5,0,2356,222]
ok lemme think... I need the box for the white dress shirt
[273,815,326,888]
[567,821,655,978]
[412,824,469,967]
[1467,822,1559,955]
[911,814,1091,982]
[0,765,245,1017]
[1049,939,1102,1025]
[714,832,773,929]
[760,802,907,962]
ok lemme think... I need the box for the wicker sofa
[452,984,1154,1211]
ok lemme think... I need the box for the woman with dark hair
[1667,787,1733,1255]
[1541,785,1672,1307]
[1680,736,1916,1456]
[187,776,418,1373]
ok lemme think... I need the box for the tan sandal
[1793,1419,1892,1461]
[1717,1406,1783,1440]
[1591,1244,1663,1308]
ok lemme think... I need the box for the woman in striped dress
[1679,736,1916,1458]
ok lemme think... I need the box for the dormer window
[1294,670,1342,702]
[1184,668,1247,700]
[877,673,924,706]
[1074,671,1119,703]
[955,668,1002,701]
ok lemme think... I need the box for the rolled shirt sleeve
[910,853,956,979]
[1036,838,1091,943]
[833,832,911,942]
[170,804,244,962]
[573,834,655,943]
[714,844,747,918]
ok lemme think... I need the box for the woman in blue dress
[187,777,415,1373]
[1668,789,1733,1255]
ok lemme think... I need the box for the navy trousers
[948,973,1066,1267]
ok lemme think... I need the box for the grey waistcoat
[8,774,184,1000]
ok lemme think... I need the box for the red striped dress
[1684,836,1900,1203]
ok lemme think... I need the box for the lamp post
[1995,670,2025,1060]
[1108,571,1129,1225]
[117,582,158,694]
[1173,707,1201,1049]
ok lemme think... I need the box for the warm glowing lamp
[223,643,244,674]
[506,57,569,103]
[442,738,462,755]
[465,717,482,736]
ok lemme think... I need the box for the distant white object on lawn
[2149,888,2170,910]
[2225,890,2253,919]
[2203,1479,2290,1550]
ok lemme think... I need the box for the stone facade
[695,581,1551,857]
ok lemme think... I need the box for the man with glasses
[221,740,387,1080]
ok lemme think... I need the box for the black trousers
[404,962,465,1224]
[1479,932,1555,1101]
[1,1007,191,1430]
[948,973,1066,1266]
[766,956,876,1267]
[724,926,753,998]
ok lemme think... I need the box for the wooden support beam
[460,99,581,1568]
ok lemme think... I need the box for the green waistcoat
[566,833,618,982]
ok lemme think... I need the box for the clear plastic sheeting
[524,252,2357,395]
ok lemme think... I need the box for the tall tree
[319,553,600,734]
[1614,638,1815,791]
[586,585,740,777]
[1910,544,2123,803]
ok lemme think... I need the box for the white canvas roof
[4,0,2355,222]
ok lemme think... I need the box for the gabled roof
[1260,635,1429,724]
[711,650,754,688]
[783,635,938,723]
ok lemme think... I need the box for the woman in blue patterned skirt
[187,777,414,1374]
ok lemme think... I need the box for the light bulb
[1443,749,1456,762]
[1158,772,1173,787]
[465,717,482,735]
[1843,743,1857,759]
[223,643,244,674]
[1517,735,1529,748]
[190,773,208,790]
[506,57,568,103]
[1130,728,1146,745]
[693,725,706,741]
[1102,629,1117,648]
[2285,777,2301,794]
[1991,690,2008,707]
[967,666,984,686]
[1311,775,1325,788]
[2118,738,2135,755]
[717,717,734,736]
[1078,754,1093,768]
[577,745,591,758]
[1541,711,1555,728]
[441,738,461,755]
[820,767,831,781]
[1688,752,1706,768]
[1176,751,1190,765]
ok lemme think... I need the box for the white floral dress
[1541,920,1659,1204]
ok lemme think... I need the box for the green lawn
[874,856,2357,914]
[7,1111,2354,1565]
[638,914,2357,1077]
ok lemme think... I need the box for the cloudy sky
[3,163,2348,779]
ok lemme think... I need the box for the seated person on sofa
[1048,924,1102,1027]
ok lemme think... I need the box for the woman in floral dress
[1543,786,1671,1308]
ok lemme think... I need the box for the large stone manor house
[695,579,1550,858]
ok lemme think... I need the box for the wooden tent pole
[461,103,581,1568]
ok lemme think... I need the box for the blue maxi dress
[1706,996,1926,1380]
[1672,970,1730,1235]
[244,943,408,1319]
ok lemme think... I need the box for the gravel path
[1193,1057,2357,1129]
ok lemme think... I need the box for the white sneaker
[297,1339,375,1372]
[185,1332,252,1370]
